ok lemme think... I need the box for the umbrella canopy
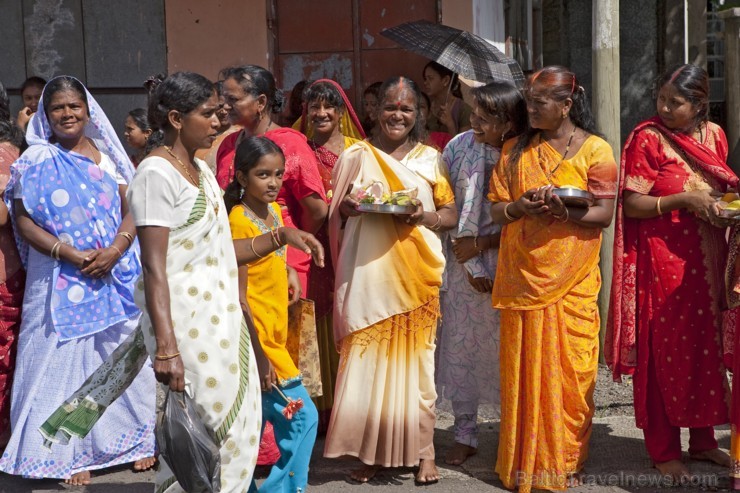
[380,20,525,88]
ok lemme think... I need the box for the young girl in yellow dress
[225,135,318,493]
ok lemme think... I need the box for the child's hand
[287,266,302,305]
[279,227,325,268]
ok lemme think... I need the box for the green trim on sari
[38,328,149,448]
[214,318,251,443]
[172,177,206,232]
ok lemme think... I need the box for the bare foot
[415,458,439,484]
[444,443,477,466]
[64,470,91,486]
[655,459,690,483]
[690,448,732,467]
[133,456,157,471]
[568,473,583,487]
[350,464,381,483]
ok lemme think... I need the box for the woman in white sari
[40,72,324,493]
[325,76,457,485]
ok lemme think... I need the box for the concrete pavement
[0,410,730,492]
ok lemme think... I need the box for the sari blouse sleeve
[708,122,729,162]
[281,141,327,203]
[622,129,661,195]
[432,153,455,208]
[586,139,619,199]
[127,162,180,228]
[0,143,18,192]
[228,205,260,240]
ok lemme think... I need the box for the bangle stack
[116,231,134,248]
[50,241,63,260]
[270,228,282,248]
[503,202,519,221]
[154,352,180,361]
[110,245,123,258]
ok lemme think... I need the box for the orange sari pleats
[496,266,600,492]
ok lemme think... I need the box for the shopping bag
[156,389,221,493]
[286,298,323,398]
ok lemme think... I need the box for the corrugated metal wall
[0,0,167,146]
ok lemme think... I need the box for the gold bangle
[251,236,264,259]
[656,196,663,216]
[503,202,519,221]
[110,245,123,257]
[154,352,181,361]
[428,212,442,231]
[50,241,62,260]
[116,231,134,247]
[554,207,569,222]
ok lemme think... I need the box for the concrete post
[592,0,620,360]
[720,8,740,172]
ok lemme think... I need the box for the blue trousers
[250,380,318,492]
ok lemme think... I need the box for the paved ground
[0,367,731,492]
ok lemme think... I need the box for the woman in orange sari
[488,66,617,492]
[295,79,365,433]
[609,64,737,483]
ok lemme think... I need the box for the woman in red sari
[608,64,737,482]
[0,83,25,449]
[295,79,365,433]
[217,65,328,293]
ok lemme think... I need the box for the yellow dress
[488,135,617,492]
[228,202,300,384]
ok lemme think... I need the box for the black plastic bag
[156,390,221,493]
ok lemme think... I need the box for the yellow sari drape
[324,141,454,467]
[488,135,617,492]
[228,203,300,383]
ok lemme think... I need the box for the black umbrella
[380,20,525,88]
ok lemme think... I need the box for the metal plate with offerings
[356,203,417,214]
[552,187,594,208]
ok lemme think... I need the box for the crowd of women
[0,58,738,493]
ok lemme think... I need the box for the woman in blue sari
[0,76,156,485]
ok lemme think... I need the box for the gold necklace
[164,145,199,186]
[164,145,220,215]
[539,124,578,183]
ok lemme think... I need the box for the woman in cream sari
[325,76,457,485]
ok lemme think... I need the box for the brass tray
[552,187,594,208]
[356,203,416,214]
